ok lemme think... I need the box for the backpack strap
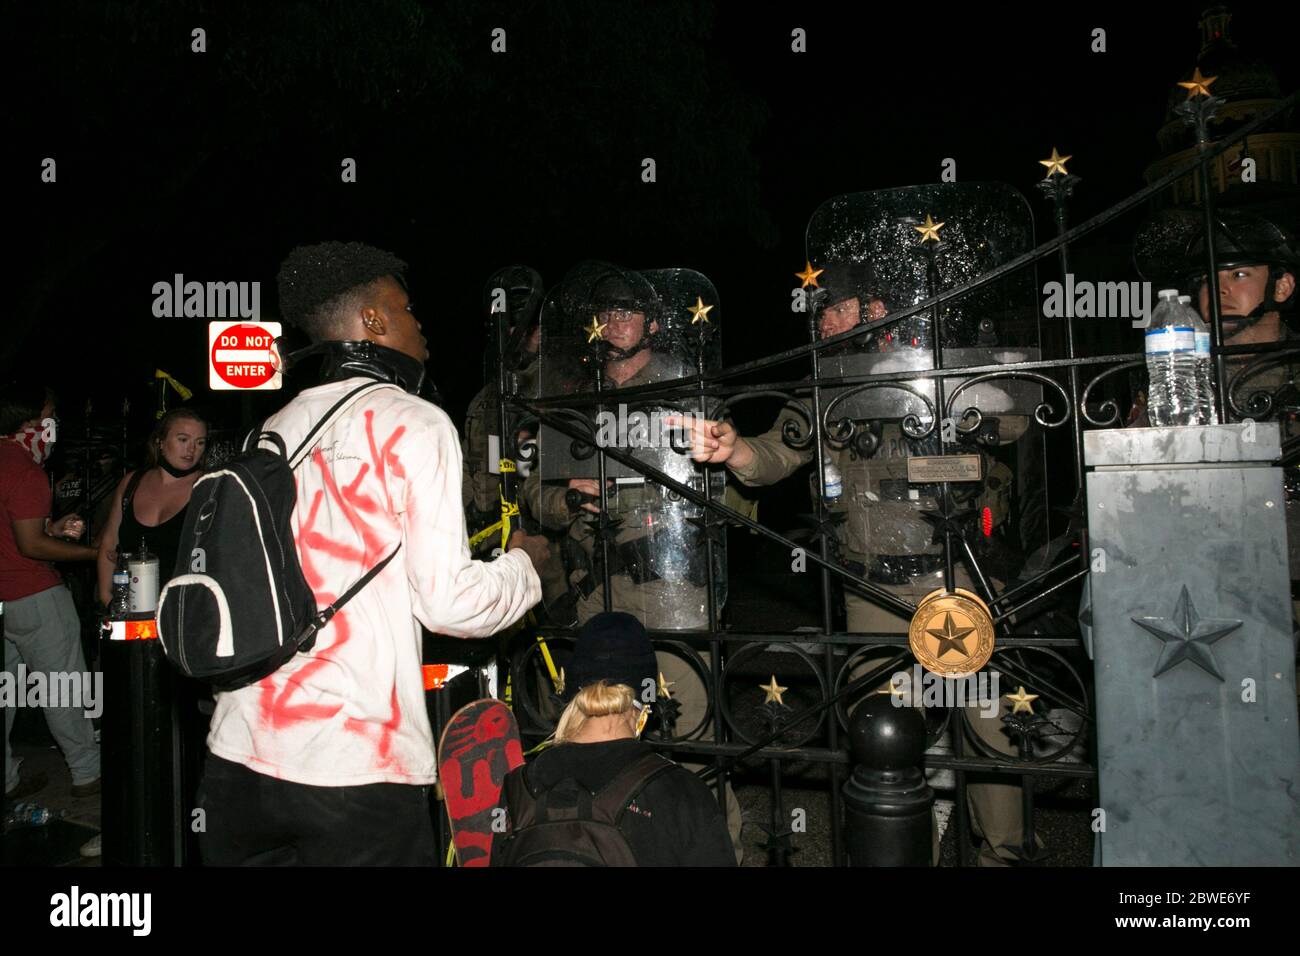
[500,765,539,833]
[590,751,676,825]
[288,381,398,468]
[301,542,402,637]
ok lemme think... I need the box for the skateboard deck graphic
[437,698,523,866]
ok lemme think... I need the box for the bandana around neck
[9,425,52,465]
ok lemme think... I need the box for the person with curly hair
[196,242,552,866]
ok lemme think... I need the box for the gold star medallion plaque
[909,589,995,677]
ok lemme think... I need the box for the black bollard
[100,619,182,866]
[842,693,933,866]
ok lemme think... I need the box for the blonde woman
[491,612,735,866]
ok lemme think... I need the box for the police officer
[679,256,1037,866]
[1183,212,1300,667]
[524,261,743,858]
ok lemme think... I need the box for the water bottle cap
[1158,289,1180,299]
[1178,295,1191,303]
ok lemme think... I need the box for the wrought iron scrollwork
[1224,348,1300,420]
[821,382,940,443]
[1080,359,1145,427]
[706,391,818,451]
[945,371,1073,430]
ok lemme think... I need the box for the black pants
[196,754,437,866]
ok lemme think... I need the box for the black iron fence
[498,88,1300,866]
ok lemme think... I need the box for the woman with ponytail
[492,612,735,866]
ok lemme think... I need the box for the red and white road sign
[208,321,283,391]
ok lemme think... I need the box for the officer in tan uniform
[524,261,742,857]
[677,179,1046,866]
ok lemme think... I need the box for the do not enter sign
[208,321,283,391]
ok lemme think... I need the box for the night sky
[11,0,1299,441]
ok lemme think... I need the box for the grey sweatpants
[3,584,101,791]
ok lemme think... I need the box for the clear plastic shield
[537,261,727,629]
[803,183,1045,582]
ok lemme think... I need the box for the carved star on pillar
[1131,585,1242,681]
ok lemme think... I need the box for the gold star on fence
[874,676,908,698]
[915,213,945,243]
[1178,67,1217,99]
[584,315,607,343]
[1005,685,1039,715]
[687,296,714,325]
[556,667,566,696]
[760,675,788,706]
[657,671,676,701]
[1039,147,1072,178]
[795,260,824,289]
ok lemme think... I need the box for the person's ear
[360,306,388,338]
[1274,272,1296,305]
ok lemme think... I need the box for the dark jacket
[491,738,736,867]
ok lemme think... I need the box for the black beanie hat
[563,612,658,703]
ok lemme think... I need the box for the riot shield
[803,183,1047,583]
[536,260,726,629]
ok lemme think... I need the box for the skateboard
[437,698,524,866]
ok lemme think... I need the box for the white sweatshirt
[207,379,541,786]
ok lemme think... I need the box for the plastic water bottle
[110,551,131,620]
[1180,294,1218,425]
[823,460,843,503]
[3,803,63,829]
[1145,289,1200,427]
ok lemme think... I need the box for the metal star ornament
[926,611,974,658]
[687,296,714,325]
[1039,147,1072,178]
[1131,585,1242,681]
[914,214,945,244]
[657,671,676,701]
[874,673,910,699]
[1005,685,1039,715]
[795,260,824,289]
[1178,67,1218,99]
[584,315,607,343]
[760,675,788,706]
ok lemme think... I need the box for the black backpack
[157,381,400,691]
[493,752,674,867]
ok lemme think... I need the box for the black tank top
[120,471,189,578]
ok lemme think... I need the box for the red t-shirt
[0,441,61,601]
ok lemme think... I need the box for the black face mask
[159,457,201,478]
[284,340,440,404]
